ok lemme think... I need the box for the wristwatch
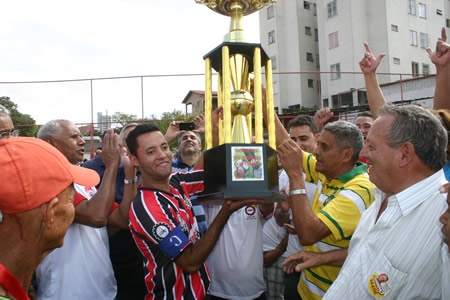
[124,177,138,184]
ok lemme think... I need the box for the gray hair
[120,123,139,146]
[37,119,71,140]
[379,104,447,171]
[0,105,10,116]
[323,120,364,163]
[177,131,202,146]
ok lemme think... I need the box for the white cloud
[0,0,260,125]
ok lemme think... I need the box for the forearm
[109,182,137,229]
[275,111,290,147]
[177,208,231,273]
[434,65,450,110]
[364,72,386,118]
[320,248,348,267]
[74,165,119,226]
[288,175,328,245]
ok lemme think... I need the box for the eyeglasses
[0,129,19,139]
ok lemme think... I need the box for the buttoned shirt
[324,170,450,299]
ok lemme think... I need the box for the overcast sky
[0,0,260,125]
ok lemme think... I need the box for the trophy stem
[224,1,246,42]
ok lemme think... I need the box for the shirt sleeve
[73,192,120,214]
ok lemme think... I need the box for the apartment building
[259,0,450,112]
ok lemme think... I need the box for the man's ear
[129,154,140,168]
[44,137,55,146]
[398,142,415,168]
[42,198,59,229]
[342,148,355,163]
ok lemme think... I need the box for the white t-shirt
[204,204,267,300]
[277,170,317,257]
[36,184,117,300]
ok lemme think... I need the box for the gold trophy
[196,0,284,202]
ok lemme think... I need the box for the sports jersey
[299,152,375,300]
[172,157,207,234]
[129,170,209,300]
[36,184,117,300]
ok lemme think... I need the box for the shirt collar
[378,169,446,216]
[336,162,367,183]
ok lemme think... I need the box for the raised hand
[359,42,386,75]
[426,27,450,68]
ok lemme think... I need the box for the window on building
[418,3,426,18]
[267,5,274,19]
[313,3,317,16]
[447,19,450,28]
[420,32,428,48]
[410,30,418,46]
[329,31,339,48]
[316,54,320,68]
[393,57,401,65]
[437,9,443,16]
[391,24,398,32]
[330,63,341,80]
[273,81,279,94]
[268,30,276,44]
[308,79,314,88]
[304,1,310,10]
[408,0,416,15]
[270,55,277,69]
[305,26,312,35]
[423,63,430,75]
[412,62,419,77]
[315,28,318,41]
[327,0,337,18]
[306,52,314,62]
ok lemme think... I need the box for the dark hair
[126,123,161,156]
[288,115,319,134]
[355,111,373,119]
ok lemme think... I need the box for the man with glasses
[0,105,18,139]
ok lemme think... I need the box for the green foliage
[111,112,139,127]
[159,109,194,150]
[0,96,38,137]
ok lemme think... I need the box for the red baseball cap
[0,137,100,214]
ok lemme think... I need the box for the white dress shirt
[324,170,450,299]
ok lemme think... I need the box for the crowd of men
[1,28,450,300]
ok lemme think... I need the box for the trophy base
[197,190,286,204]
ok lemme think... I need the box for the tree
[159,109,194,150]
[111,112,139,127]
[0,96,38,137]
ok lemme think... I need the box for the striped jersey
[129,170,210,300]
[299,152,375,300]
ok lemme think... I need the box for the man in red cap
[0,137,99,300]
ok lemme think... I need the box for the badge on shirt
[367,272,391,298]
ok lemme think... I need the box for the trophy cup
[196,0,284,202]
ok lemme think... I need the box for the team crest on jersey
[177,214,188,233]
[152,223,170,241]
[183,196,192,209]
